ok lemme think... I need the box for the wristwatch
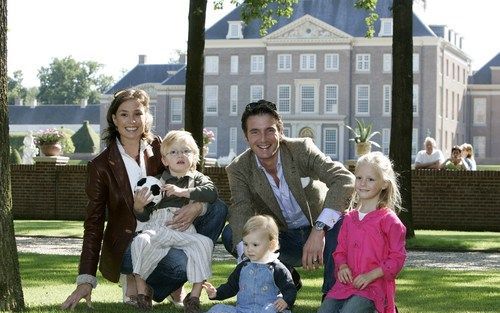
[314,221,326,231]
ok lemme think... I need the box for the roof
[106,64,185,94]
[162,65,187,85]
[206,0,436,39]
[470,53,500,84]
[8,105,100,125]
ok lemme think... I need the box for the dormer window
[226,21,244,39]
[378,18,393,37]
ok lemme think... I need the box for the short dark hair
[241,99,284,134]
[451,145,462,153]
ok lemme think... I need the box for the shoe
[290,267,303,291]
[167,294,184,309]
[137,285,154,311]
[124,295,138,308]
[183,293,201,313]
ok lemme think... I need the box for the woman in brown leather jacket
[62,89,227,310]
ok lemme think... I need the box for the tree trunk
[185,0,208,171]
[0,0,26,310]
[390,0,415,238]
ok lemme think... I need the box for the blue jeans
[317,295,375,313]
[221,217,343,294]
[121,199,228,302]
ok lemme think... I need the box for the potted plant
[202,128,215,157]
[346,119,381,156]
[33,128,66,156]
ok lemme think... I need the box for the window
[226,21,243,39]
[229,127,237,153]
[473,98,486,125]
[383,53,392,73]
[383,85,391,115]
[230,85,238,115]
[277,54,292,71]
[300,54,316,71]
[205,56,219,74]
[356,54,370,72]
[473,136,485,158]
[445,89,449,118]
[250,85,264,102]
[170,98,183,123]
[439,86,443,117]
[204,85,218,114]
[324,54,339,71]
[451,91,455,120]
[446,59,449,76]
[230,55,239,74]
[149,104,157,130]
[355,85,370,115]
[323,128,338,158]
[324,85,338,114]
[412,128,418,156]
[413,84,419,116]
[283,126,291,137]
[206,127,217,156]
[382,128,390,155]
[250,55,265,73]
[413,53,419,73]
[277,85,291,113]
[300,85,316,113]
[378,18,393,36]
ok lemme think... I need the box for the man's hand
[165,202,203,231]
[302,229,325,270]
[61,283,93,310]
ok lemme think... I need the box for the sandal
[167,294,184,309]
[137,285,154,311]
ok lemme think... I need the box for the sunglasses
[245,100,277,111]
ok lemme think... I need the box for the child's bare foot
[135,274,153,311]
[123,274,138,307]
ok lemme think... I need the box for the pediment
[267,15,351,40]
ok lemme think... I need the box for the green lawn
[18,254,500,313]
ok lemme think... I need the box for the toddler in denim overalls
[204,215,297,313]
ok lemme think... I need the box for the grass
[14,220,500,252]
[18,254,500,313]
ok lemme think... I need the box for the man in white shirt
[414,137,445,169]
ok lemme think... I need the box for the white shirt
[415,149,445,166]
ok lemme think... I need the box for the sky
[7,0,500,88]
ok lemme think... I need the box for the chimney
[29,98,37,108]
[179,53,187,64]
[138,54,147,64]
[80,98,88,108]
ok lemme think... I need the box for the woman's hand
[202,281,217,299]
[165,202,203,231]
[337,264,353,284]
[61,283,93,310]
[353,267,383,290]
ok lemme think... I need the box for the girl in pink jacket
[318,152,406,313]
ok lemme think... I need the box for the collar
[252,252,280,264]
[255,150,281,171]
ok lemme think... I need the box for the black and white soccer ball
[136,176,163,207]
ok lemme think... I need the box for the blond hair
[160,130,200,171]
[460,143,475,160]
[243,215,280,252]
[349,151,402,213]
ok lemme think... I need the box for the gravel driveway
[15,236,500,270]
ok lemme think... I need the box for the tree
[37,56,113,104]
[0,0,26,309]
[389,0,414,238]
[7,71,27,105]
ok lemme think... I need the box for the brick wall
[11,162,500,231]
